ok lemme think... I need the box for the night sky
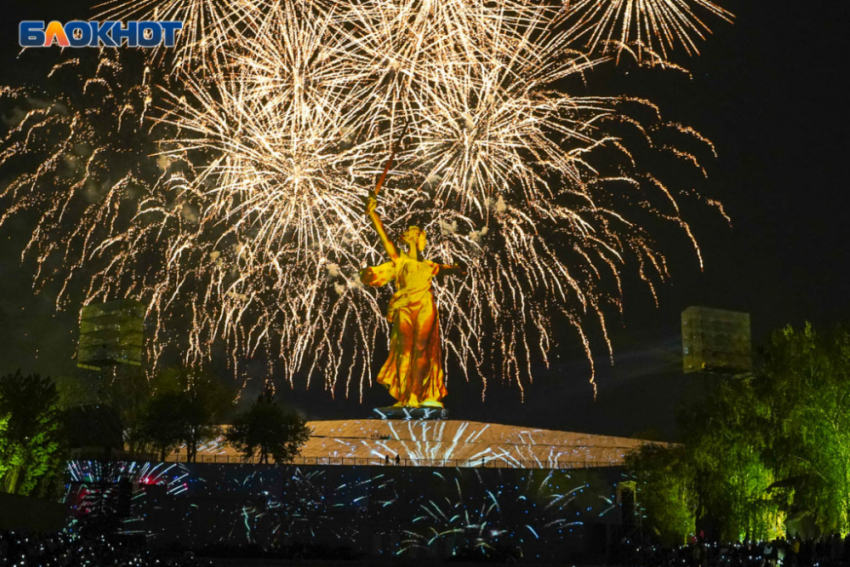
[1,1,848,439]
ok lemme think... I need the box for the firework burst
[92,0,269,75]
[560,0,734,61]
[0,0,730,400]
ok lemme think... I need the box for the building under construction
[682,305,752,375]
[77,299,145,370]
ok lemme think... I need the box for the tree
[138,391,189,461]
[628,324,850,543]
[0,371,65,496]
[55,371,125,458]
[225,387,310,464]
[0,412,11,486]
[680,378,781,542]
[630,368,785,543]
[152,366,236,462]
[755,324,850,535]
[55,371,102,410]
[99,367,153,454]
[626,443,696,546]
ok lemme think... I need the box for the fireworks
[560,0,734,61]
[92,0,268,74]
[400,468,606,557]
[0,0,731,399]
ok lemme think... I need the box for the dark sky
[1,0,849,439]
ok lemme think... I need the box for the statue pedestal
[372,407,449,421]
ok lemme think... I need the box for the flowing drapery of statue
[360,191,465,408]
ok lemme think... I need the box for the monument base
[372,406,449,421]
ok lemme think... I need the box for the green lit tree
[225,387,310,464]
[0,413,10,485]
[755,324,850,535]
[629,324,850,543]
[629,382,781,544]
[0,371,66,497]
[680,378,782,542]
[626,443,696,545]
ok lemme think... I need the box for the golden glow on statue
[361,192,464,408]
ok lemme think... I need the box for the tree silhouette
[225,387,310,464]
[138,391,189,461]
[152,366,236,462]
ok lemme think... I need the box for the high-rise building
[682,306,751,375]
[77,299,145,370]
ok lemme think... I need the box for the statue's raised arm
[363,120,409,265]
[365,192,399,262]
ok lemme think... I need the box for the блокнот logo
[20,21,183,48]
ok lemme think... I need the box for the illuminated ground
[194,420,652,468]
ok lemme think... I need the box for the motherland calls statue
[360,190,465,409]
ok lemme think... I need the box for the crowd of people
[0,529,214,567]
[622,535,850,567]
[8,525,850,566]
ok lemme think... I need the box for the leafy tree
[626,443,696,545]
[629,324,850,543]
[152,366,236,462]
[138,391,189,461]
[225,387,310,464]
[680,378,781,542]
[755,324,850,534]
[631,373,784,543]
[0,412,10,485]
[0,371,65,496]
[136,366,236,462]
[55,371,102,410]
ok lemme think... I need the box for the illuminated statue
[360,192,465,408]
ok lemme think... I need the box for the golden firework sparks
[0,0,729,400]
[560,0,733,61]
